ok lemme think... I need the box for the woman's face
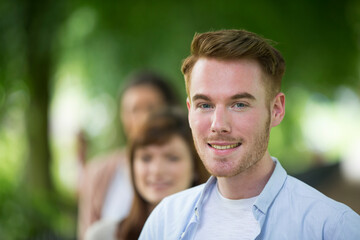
[133,135,194,205]
[120,86,166,140]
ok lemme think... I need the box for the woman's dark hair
[119,70,179,106]
[116,107,209,240]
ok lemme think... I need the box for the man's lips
[208,142,241,150]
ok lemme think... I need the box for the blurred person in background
[77,70,179,240]
[85,107,209,240]
[295,152,360,214]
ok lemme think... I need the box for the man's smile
[208,143,241,150]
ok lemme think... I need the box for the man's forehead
[188,58,266,100]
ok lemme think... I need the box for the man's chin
[204,163,239,178]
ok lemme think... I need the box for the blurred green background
[1,0,360,239]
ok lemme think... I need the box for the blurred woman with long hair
[85,107,209,240]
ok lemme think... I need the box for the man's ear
[186,97,192,129]
[271,92,285,128]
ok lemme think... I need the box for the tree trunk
[23,0,58,195]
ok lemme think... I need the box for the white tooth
[211,143,239,149]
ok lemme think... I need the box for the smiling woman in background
[85,107,209,240]
[77,70,180,240]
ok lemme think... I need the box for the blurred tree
[0,0,77,238]
[0,0,62,193]
[23,0,57,194]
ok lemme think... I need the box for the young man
[139,30,360,239]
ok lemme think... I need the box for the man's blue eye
[235,103,246,108]
[200,103,211,109]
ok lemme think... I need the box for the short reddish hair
[181,29,286,101]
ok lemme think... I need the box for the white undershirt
[194,182,260,240]
[101,164,133,221]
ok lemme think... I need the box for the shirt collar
[194,157,287,218]
[193,176,217,221]
[254,157,287,214]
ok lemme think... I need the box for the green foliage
[0,177,77,239]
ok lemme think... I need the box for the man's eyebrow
[230,93,256,100]
[192,94,211,102]
[191,93,256,102]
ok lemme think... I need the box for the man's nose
[210,106,231,134]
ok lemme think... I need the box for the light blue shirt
[139,158,360,239]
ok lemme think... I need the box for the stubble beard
[193,114,271,178]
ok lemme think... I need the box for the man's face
[187,58,274,177]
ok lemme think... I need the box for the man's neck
[216,152,275,199]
